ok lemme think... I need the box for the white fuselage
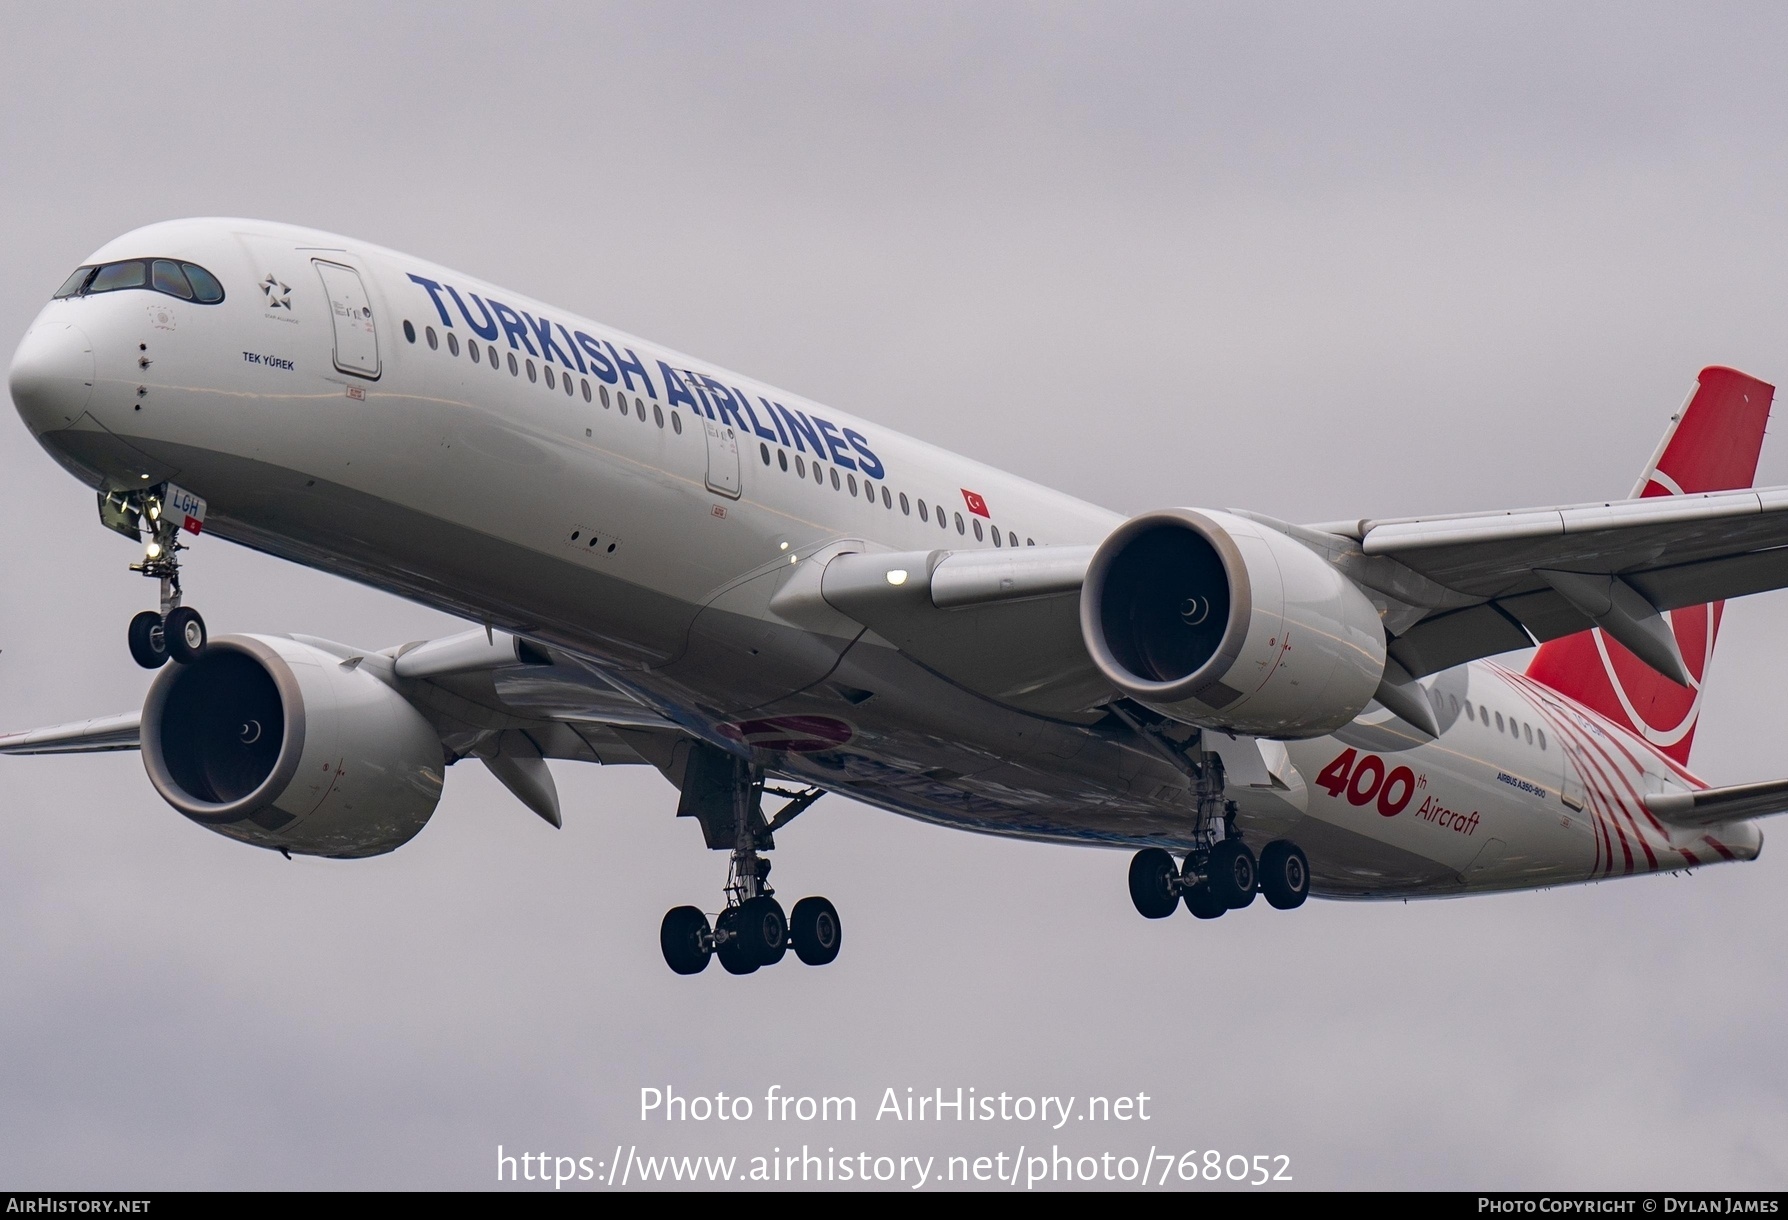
[8,219,1759,896]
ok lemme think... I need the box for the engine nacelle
[141,635,446,858]
[1081,509,1387,737]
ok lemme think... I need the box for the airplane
[8,218,1788,979]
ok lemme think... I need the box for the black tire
[789,896,841,966]
[713,907,759,975]
[128,610,169,669]
[1207,839,1258,909]
[1183,882,1229,919]
[165,606,207,664]
[737,896,788,966]
[659,906,712,975]
[1127,848,1180,919]
[1259,840,1311,910]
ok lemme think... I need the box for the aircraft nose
[9,322,95,435]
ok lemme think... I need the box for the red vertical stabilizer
[1525,367,1774,765]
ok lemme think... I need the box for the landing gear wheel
[1181,855,1228,919]
[737,896,788,966]
[659,906,713,975]
[713,907,759,975]
[165,606,207,664]
[789,897,841,965]
[1183,883,1229,919]
[1208,839,1258,909]
[127,610,169,669]
[1128,848,1181,919]
[1259,840,1310,910]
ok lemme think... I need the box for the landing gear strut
[1115,720,1308,922]
[658,752,838,976]
[106,486,208,669]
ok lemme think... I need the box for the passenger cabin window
[449,333,460,356]
[54,258,224,303]
[403,320,416,343]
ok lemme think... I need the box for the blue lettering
[658,361,701,413]
[681,371,717,419]
[490,300,538,355]
[447,286,499,340]
[737,390,778,441]
[814,417,858,471]
[845,429,884,479]
[760,397,789,446]
[555,323,587,374]
[523,312,571,365]
[577,333,618,382]
[606,342,656,398]
[701,377,749,432]
[406,274,453,326]
[776,403,824,456]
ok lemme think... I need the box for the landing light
[886,569,908,586]
[144,542,162,559]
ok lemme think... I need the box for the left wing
[0,712,142,754]
[0,630,675,827]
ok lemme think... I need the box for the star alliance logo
[260,274,292,310]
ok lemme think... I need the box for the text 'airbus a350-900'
[7,219,1787,976]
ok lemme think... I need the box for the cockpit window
[53,258,225,304]
[53,267,95,298]
[151,259,193,300]
[182,263,224,302]
[87,261,148,293]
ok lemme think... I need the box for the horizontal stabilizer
[0,712,141,754]
[1646,779,1788,828]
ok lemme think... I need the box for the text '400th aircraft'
[8,218,1788,976]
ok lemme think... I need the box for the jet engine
[1081,509,1387,737]
[140,635,446,857]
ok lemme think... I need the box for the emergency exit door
[313,260,380,379]
[703,419,741,498]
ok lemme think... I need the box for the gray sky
[3,1,1787,1189]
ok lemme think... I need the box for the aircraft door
[703,419,741,499]
[313,260,380,379]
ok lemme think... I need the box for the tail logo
[1590,601,1716,749]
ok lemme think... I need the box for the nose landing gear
[657,751,838,977]
[105,486,209,670]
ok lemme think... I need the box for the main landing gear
[106,487,208,670]
[659,749,840,977]
[1118,721,1310,922]
[1128,837,1309,921]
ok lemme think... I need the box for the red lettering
[1346,753,1385,806]
[1378,766,1416,816]
[1315,749,1356,798]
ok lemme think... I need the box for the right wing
[1307,485,1788,679]
[1647,779,1788,829]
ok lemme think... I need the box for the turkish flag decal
[961,489,990,518]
